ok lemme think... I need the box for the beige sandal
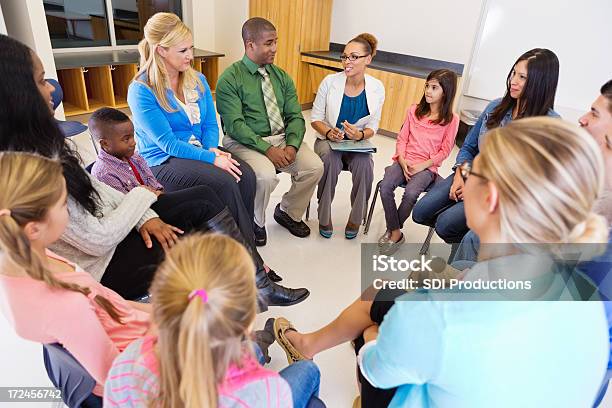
[273,317,309,364]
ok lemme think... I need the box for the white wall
[0,0,63,116]
[330,0,485,65]
[213,0,247,72]
[0,2,6,34]
[187,0,215,50]
[184,0,247,76]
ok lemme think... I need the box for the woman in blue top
[412,48,560,248]
[128,13,310,308]
[357,118,609,407]
[127,13,257,247]
[310,33,385,239]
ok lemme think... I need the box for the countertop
[302,43,463,79]
[54,48,224,70]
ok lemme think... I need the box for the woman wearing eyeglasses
[310,33,385,239]
[412,48,560,252]
[356,117,608,407]
[274,118,609,408]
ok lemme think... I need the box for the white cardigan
[310,72,386,139]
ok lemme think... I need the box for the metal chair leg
[363,180,382,235]
[419,226,435,255]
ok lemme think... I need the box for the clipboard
[328,140,377,153]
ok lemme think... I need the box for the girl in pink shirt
[105,233,321,408]
[379,69,459,254]
[0,152,152,397]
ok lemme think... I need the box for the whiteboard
[465,0,612,114]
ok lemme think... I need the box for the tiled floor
[253,111,454,407]
[1,110,610,407]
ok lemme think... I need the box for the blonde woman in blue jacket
[128,13,309,307]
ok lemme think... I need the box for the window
[113,0,182,45]
[45,0,111,48]
[45,0,182,49]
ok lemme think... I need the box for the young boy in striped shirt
[89,107,164,195]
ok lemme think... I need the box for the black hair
[88,107,131,141]
[486,48,559,129]
[0,34,100,216]
[601,79,612,114]
[415,69,458,126]
[241,17,276,44]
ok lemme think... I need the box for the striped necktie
[258,67,285,135]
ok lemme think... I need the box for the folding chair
[363,176,440,255]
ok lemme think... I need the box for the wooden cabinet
[111,64,138,108]
[57,63,140,116]
[192,57,220,93]
[250,0,333,104]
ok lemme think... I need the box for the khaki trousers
[223,134,324,225]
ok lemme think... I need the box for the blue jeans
[280,361,324,408]
[254,344,323,408]
[450,230,480,270]
[412,174,469,243]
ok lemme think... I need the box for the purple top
[91,149,164,194]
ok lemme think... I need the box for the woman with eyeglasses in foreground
[275,117,609,407]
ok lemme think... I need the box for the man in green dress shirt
[216,17,323,245]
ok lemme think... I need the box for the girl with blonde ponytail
[0,152,153,397]
[105,233,324,408]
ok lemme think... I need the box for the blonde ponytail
[567,213,609,244]
[151,233,257,408]
[176,300,217,407]
[138,38,151,67]
[0,152,124,323]
[134,12,203,112]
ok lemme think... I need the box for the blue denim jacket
[454,98,560,168]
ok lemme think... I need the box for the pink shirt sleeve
[430,115,459,167]
[392,108,413,162]
[47,294,119,385]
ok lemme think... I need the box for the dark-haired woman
[412,48,560,246]
[0,34,308,307]
[311,33,385,239]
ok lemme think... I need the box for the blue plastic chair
[47,78,89,138]
[42,343,102,408]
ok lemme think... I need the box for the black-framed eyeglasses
[339,54,369,62]
[459,161,488,182]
